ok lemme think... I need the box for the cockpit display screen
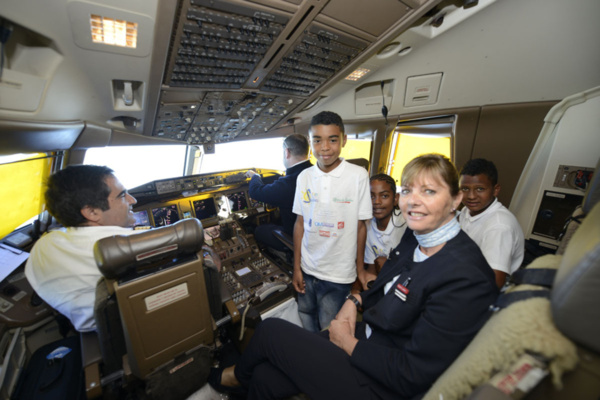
[151,205,180,227]
[227,191,248,212]
[193,198,218,220]
[133,210,150,227]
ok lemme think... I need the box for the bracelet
[346,294,362,311]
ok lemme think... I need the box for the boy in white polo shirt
[459,158,524,288]
[292,111,372,332]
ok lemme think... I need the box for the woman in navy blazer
[210,154,499,400]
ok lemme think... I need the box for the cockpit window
[81,136,372,191]
[386,116,454,185]
[198,138,286,174]
[84,145,188,189]
[0,153,53,239]
[83,139,287,188]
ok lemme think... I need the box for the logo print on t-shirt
[302,189,317,203]
[338,222,344,229]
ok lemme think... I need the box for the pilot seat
[84,218,235,400]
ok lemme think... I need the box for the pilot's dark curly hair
[309,111,345,134]
[460,158,499,186]
[45,165,114,227]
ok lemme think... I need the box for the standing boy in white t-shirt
[459,158,524,288]
[292,111,372,332]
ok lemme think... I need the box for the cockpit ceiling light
[345,68,371,81]
[90,15,138,48]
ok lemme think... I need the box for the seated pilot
[25,165,138,332]
[459,158,525,288]
[245,134,312,252]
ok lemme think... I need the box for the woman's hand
[329,318,359,356]
[334,296,360,335]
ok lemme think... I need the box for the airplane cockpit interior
[1,0,599,398]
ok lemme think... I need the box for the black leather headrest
[94,218,204,280]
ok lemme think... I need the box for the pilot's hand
[245,170,256,179]
[292,269,305,294]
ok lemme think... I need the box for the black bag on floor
[12,335,85,400]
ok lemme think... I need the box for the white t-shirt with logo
[293,159,372,283]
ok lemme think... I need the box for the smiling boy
[292,111,372,332]
[458,159,524,288]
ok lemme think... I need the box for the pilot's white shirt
[459,198,525,275]
[364,213,407,264]
[25,225,134,332]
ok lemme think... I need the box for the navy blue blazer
[351,229,498,399]
[248,160,312,236]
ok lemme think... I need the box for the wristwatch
[346,294,362,311]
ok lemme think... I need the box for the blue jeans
[297,272,352,332]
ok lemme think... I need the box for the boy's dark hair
[45,165,114,227]
[460,158,499,186]
[283,134,309,157]
[370,173,397,195]
[309,111,345,134]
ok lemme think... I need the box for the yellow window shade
[388,135,451,185]
[0,154,52,239]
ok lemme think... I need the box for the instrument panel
[209,222,291,307]
[130,169,293,312]
[130,168,280,229]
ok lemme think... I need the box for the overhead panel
[155,0,439,144]
[165,0,289,89]
[261,22,368,97]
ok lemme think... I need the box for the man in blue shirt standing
[245,134,312,252]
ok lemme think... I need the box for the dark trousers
[234,318,376,400]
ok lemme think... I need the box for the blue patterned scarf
[414,216,460,248]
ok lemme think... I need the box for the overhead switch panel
[166,0,289,89]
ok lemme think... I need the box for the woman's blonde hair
[401,153,460,196]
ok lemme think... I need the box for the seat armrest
[272,229,294,251]
[81,331,102,367]
[81,331,102,399]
